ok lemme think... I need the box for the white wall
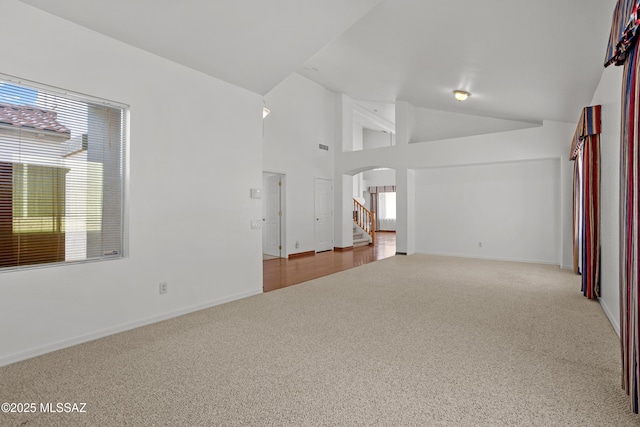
[0,1,264,366]
[363,168,396,187]
[591,65,623,335]
[415,159,560,263]
[337,118,575,264]
[363,128,394,149]
[334,96,356,247]
[353,122,364,151]
[263,73,335,255]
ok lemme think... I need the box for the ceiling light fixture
[453,90,471,102]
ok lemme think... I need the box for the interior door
[262,174,281,257]
[315,178,333,252]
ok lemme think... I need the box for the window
[0,76,127,270]
[378,192,396,220]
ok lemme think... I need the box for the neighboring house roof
[0,103,71,136]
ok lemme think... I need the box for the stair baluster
[353,199,375,245]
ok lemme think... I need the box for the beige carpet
[0,255,636,426]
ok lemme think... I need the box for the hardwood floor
[263,231,396,292]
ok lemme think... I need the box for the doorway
[262,172,285,259]
[315,177,334,252]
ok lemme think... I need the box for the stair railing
[353,199,375,244]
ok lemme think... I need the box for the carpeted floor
[0,255,637,426]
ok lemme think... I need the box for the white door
[262,174,282,257]
[315,178,333,252]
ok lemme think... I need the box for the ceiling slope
[298,0,617,123]
[20,0,617,124]
[411,108,541,143]
[19,0,382,95]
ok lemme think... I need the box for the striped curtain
[569,106,602,300]
[605,0,640,413]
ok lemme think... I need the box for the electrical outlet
[159,282,168,294]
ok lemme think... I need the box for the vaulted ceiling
[20,0,616,124]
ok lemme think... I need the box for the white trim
[122,108,131,258]
[599,298,620,337]
[0,288,262,368]
[352,103,395,134]
[413,250,560,266]
[0,72,129,109]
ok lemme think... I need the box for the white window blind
[0,76,127,270]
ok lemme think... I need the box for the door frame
[314,177,334,253]
[262,171,286,258]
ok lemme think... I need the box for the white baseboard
[599,298,620,337]
[0,288,263,368]
[414,250,559,266]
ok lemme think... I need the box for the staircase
[353,225,370,247]
[353,198,375,247]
